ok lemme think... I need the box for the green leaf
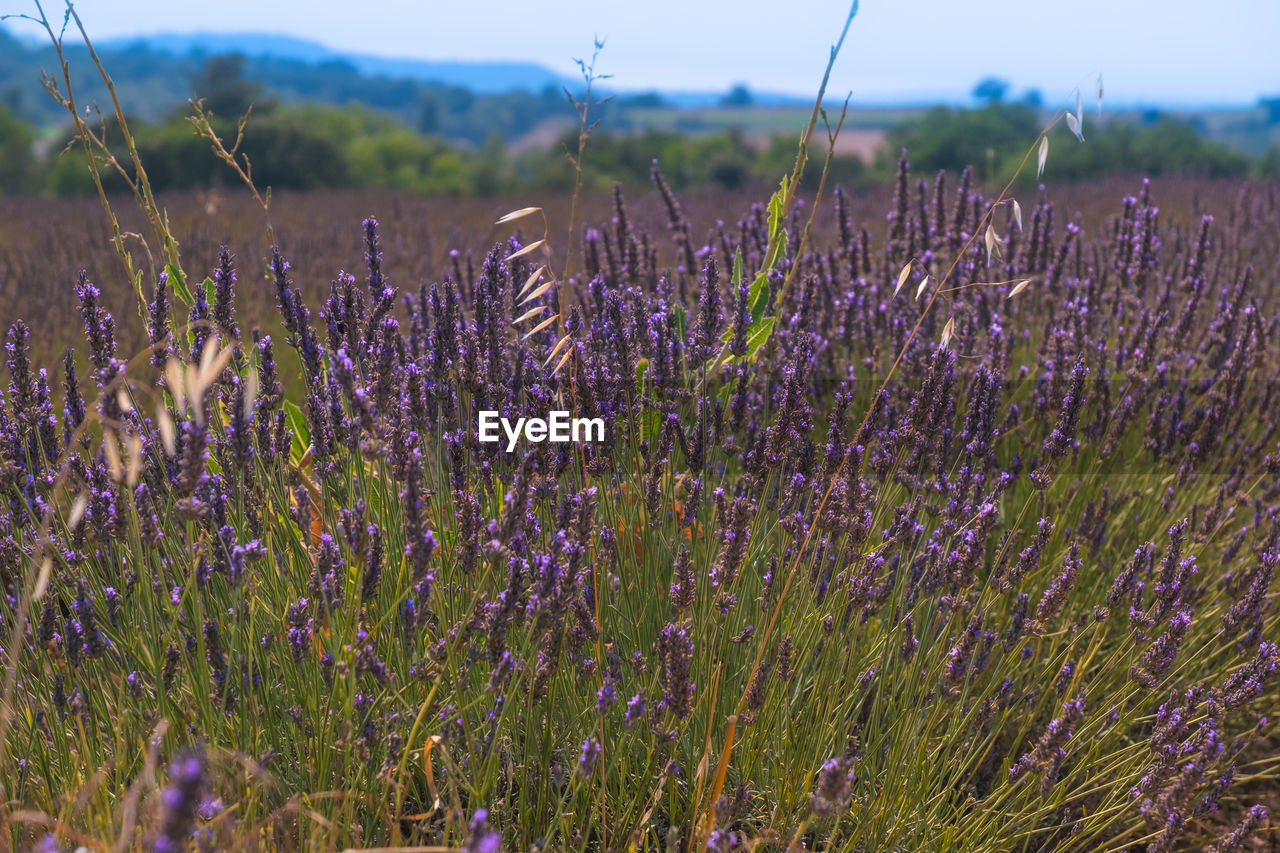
[640,408,662,445]
[747,269,772,325]
[754,177,792,320]
[202,276,216,306]
[720,251,747,345]
[744,316,776,358]
[766,175,789,246]
[713,180,789,367]
[283,399,309,463]
[714,315,778,386]
[131,269,146,318]
[727,316,776,365]
[166,263,194,307]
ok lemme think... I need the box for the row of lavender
[1,165,1278,851]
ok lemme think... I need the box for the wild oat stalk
[3,1,193,311]
[695,65,1086,853]
[186,98,276,247]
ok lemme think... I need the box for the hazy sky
[5,0,1278,104]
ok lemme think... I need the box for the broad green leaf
[718,317,778,377]
[640,408,662,445]
[759,176,789,270]
[731,316,777,364]
[766,176,788,247]
[720,251,748,345]
[713,180,790,366]
[283,399,309,463]
[747,268,773,325]
[131,269,146,317]
[744,316,776,358]
[167,263,194,307]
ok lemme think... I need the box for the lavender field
[0,160,1278,852]
[0,0,1278,848]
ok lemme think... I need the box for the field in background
[1,176,1264,366]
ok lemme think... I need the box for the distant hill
[0,24,812,139]
[96,31,575,94]
[0,24,582,144]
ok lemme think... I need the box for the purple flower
[624,692,647,729]
[464,808,502,853]
[1034,544,1082,628]
[1220,642,1277,709]
[212,245,239,339]
[1009,694,1085,796]
[155,749,208,853]
[810,755,855,817]
[1207,804,1268,853]
[654,622,695,720]
[577,736,601,780]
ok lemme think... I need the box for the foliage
[971,77,1011,103]
[1,66,1274,202]
[753,132,865,190]
[1031,116,1252,182]
[882,102,1043,180]
[0,25,575,144]
[0,101,39,194]
[1257,145,1280,181]
[12,103,1263,202]
[191,54,271,119]
[41,105,479,195]
[346,128,473,195]
[883,102,1251,184]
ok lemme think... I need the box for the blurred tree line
[881,101,1262,184]
[0,100,39,195]
[0,27,573,144]
[1,65,1277,198]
